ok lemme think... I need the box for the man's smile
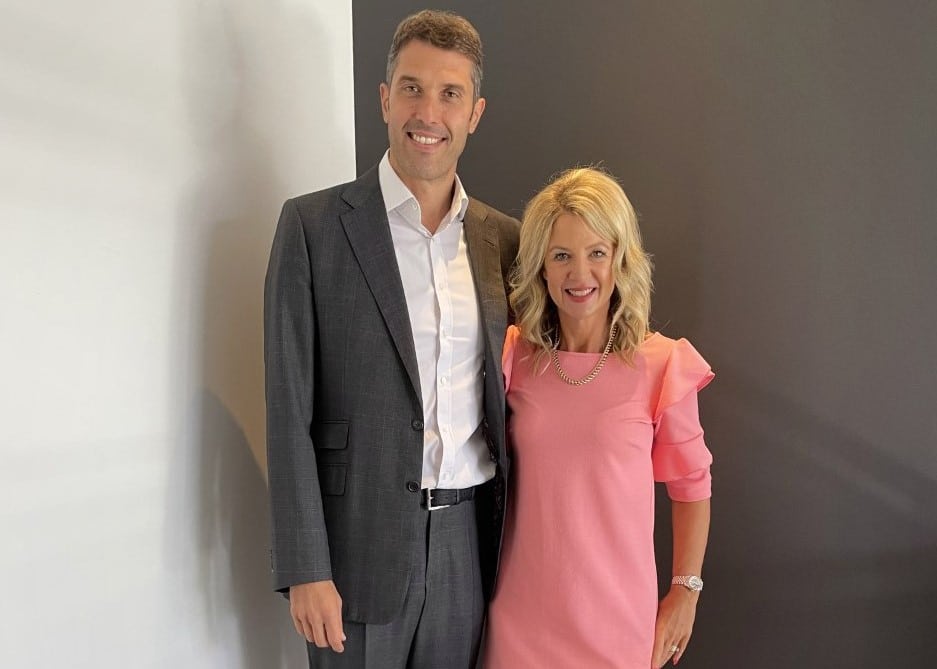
[407,130,446,146]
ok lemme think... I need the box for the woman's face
[542,213,616,332]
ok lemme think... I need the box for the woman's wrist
[668,584,701,604]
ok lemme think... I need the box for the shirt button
[439,376,448,386]
[406,480,420,493]
[411,419,424,431]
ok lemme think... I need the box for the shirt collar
[378,150,469,231]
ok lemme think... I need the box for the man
[264,10,519,668]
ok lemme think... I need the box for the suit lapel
[339,168,422,400]
[464,199,508,383]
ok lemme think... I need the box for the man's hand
[289,580,346,653]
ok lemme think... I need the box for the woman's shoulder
[638,331,678,361]
[637,333,714,411]
[636,332,712,381]
[504,324,524,357]
[503,325,540,390]
[504,324,549,362]
[639,331,703,360]
[505,324,541,351]
[506,324,522,343]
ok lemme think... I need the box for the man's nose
[413,94,441,123]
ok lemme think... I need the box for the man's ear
[379,82,391,123]
[468,97,486,134]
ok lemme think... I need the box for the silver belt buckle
[424,488,450,511]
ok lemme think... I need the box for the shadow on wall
[165,1,344,666]
[654,365,937,668]
[194,391,301,667]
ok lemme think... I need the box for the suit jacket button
[411,419,424,431]
[406,480,420,493]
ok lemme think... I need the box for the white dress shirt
[379,152,494,490]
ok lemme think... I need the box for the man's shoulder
[466,196,520,234]
[285,166,381,218]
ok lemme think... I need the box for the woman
[483,168,713,669]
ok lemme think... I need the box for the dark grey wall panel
[354,2,937,666]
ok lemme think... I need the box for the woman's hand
[651,585,699,667]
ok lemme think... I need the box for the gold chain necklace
[551,324,619,386]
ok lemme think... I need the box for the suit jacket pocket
[313,420,348,494]
[312,419,349,451]
[317,464,346,496]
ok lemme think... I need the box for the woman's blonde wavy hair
[510,167,653,364]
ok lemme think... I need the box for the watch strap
[671,575,703,592]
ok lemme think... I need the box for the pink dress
[483,326,714,669]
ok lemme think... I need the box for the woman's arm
[651,498,711,668]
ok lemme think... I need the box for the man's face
[380,40,486,192]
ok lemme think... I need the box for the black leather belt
[423,486,476,510]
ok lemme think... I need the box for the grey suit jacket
[264,165,519,624]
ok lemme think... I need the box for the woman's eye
[592,249,607,258]
[553,252,569,261]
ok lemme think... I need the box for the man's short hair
[386,10,483,100]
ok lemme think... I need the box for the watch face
[688,576,703,591]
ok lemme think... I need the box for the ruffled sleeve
[502,325,521,393]
[651,338,715,502]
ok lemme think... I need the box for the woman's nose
[568,256,589,280]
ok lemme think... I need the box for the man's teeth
[567,288,595,297]
[411,134,442,145]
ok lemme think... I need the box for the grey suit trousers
[307,499,484,669]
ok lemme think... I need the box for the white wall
[0,1,355,666]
